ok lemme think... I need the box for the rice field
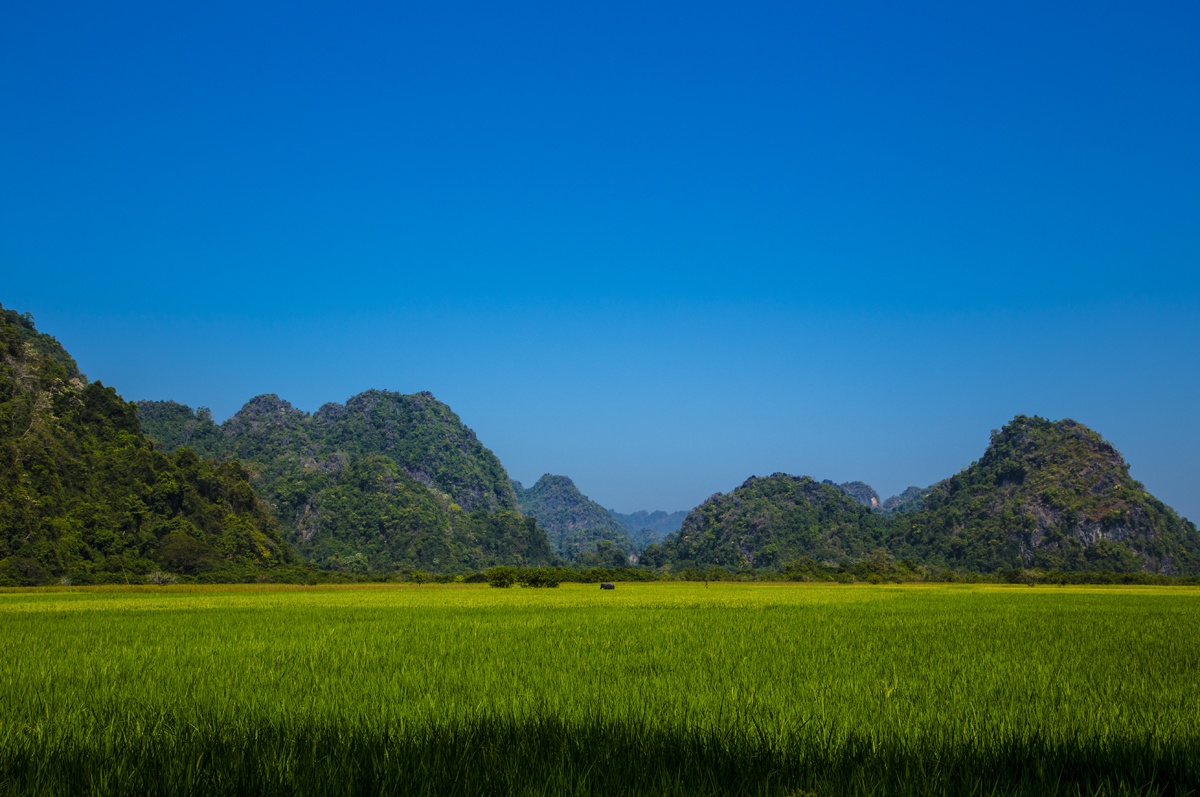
[0,582,1197,796]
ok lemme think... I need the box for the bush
[519,568,562,588]
[486,566,517,588]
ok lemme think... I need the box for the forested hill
[886,416,1200,574]
[140,390,517,512]
[657,417,1199,575]
[0,304,291,586]
[663,474,886,569]
[139,394,551,572]
[512,475,636,563]
[880,486,931,515]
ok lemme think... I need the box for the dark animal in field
[600,583,615,590]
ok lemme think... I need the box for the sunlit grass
[1,583,1196,795]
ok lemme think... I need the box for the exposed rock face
[889,416,1200,574]
[824,480,881,509]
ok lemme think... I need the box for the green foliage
[518,567,562,587]
[486,566,517,587]
[0,302,87,385]
[666,473,887,569]
[0,309,290,584]
[879,485,931,515]
[656,418,1200,578]
[886,416,1200,575]
[139,394,553,573]
[512,475,638,558]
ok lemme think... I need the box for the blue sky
[3,1,1198,519]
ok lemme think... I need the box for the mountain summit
[138,391,548,571]
[887,415,1199,574]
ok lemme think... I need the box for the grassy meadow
[0,582,1197,796]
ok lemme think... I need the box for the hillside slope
[512,474,635,561]
[887,416,1200,574]
[664,474,887,569]
[0,304,290,585]
[139,394,550,571]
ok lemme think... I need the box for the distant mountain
[881,486,930,515]
[138,393,550,572]
[0,304,291,585]
[512,475,636,561]
[664,474,886,569]
[609,509,687,546]
[823,480,881,509]
[887,416,1200,574]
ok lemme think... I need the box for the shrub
[485,566,517,588]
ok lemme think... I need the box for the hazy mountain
[0,304,290,585]
[138,392,550,572]
[609,509,687,535]
[823,480,881,509]
[512,475,636,561]
[888,416,1200,574]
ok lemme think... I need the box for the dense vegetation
[884,416,1200,574]
[0,305,291,586]
[880,485,930,515]
[511,474,638,561]
[139,390,518,512]
[139,397,551,572]
[2,583,1195,796]
[654,418,1200,576]
[7,304,1198,581]
[661,474,888,569]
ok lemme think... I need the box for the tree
[486,566,517,588]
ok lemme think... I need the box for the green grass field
[1,582,1196,796]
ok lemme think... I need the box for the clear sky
[3,1,1198,520]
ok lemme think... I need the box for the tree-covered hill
[887,416,1200,574]
[512,475,636,562]
[662,474,888,569]
[880,486,931,515]
[141,390,517,512]
[0,304,291,585]
[139,394,551,572]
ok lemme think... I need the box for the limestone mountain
[139,394,550,572]
[881,486,931,515]
[824,480,881,509]
[0,304,291,585]
[512,474,635,561]
[887,416,1200,574]
[663,474,887,569]
[140,390,517,512]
